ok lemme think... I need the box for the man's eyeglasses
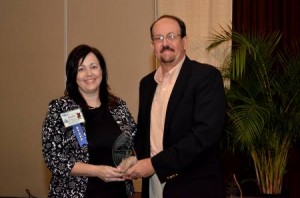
[152,33,181,44]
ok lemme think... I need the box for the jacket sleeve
[42,99,87,176]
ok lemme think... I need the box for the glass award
[112,132,136,167]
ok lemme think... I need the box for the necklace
[88,105,100,110]
[87,99,101,110]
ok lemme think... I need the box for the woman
[42,44,136,198]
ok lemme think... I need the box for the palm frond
[207,26,300,194]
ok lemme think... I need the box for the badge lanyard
[72,123,88,147]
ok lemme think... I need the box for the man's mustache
[161,46,174,53]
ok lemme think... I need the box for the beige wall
[0,0,154,197]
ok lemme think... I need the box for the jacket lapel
[164,57,191,138]
[144,74,157,117]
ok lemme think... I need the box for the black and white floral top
[42,96,137,197]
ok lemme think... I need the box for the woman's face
[76,52,102,97]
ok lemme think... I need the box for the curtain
[155,0,232,69]
[233,0,300,47]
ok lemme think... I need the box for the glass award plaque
[112,132,136,167]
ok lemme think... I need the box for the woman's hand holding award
[112,132,137,172]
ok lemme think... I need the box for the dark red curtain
[233,0,300,47]
[232,1,300,197]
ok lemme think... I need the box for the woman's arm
[71,162,125,182]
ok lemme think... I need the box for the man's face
[151,18,187,68]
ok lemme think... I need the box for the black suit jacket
[135,57,226,198]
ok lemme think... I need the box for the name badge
[60,109,88,147]
[60,109,85,128]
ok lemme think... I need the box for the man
[126,15,226,198]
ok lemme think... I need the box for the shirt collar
[154,56,186,83]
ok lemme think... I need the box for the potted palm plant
[207,27,300,196]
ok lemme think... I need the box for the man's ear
[183,36,188,51]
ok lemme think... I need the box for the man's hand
[124,158,155,179]
[118,156,137,173]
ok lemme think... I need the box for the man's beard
[161,56,175,63]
